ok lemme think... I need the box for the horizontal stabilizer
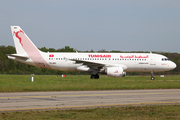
[6,54,29,59]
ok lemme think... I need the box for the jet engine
[105,67,126,77]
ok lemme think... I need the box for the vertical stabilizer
[10,26,51,69]
[11,26,40,55]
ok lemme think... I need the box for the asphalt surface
[0,89,180,112]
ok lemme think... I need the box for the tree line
[0,45,179,75]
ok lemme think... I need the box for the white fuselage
[18,52,176,73]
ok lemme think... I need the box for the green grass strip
[0,105,180,120]
[0,75,180,92]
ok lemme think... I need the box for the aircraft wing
[69,59,127,70]
[70,59,104,70]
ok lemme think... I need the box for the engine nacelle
[105,67,126,77]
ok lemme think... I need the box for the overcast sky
[1,0,180,53]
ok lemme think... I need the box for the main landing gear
[151,71,155,80]
[90,74,99,79]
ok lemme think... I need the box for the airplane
[7,26,176,80]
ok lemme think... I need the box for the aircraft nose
[171,62,176,69]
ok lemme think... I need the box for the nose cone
[171,62,176,70]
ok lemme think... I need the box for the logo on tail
[13,30,24,46]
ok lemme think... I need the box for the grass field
[0,74,180,92]
[0,105,180,120]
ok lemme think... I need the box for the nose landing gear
[151,71,155,80]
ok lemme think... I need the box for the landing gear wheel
[90,75,95,79]
[90,75,99,79]
[151,77,155,80]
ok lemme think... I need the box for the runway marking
[0,101,180,112]
[0,92,180,99]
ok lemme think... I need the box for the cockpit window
[162,58,170,61]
